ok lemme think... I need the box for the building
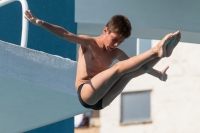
[75,1,200,133]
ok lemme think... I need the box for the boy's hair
[106,15,132,38]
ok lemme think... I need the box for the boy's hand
[24,10,42,26]
[159,66,169,81]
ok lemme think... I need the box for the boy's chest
[82,46,117,68]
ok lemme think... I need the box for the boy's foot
[155,30,181,58]
[166,31,181,57]
[155,33,173,57]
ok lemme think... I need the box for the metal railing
[0,0,29,47]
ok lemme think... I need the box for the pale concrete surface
[75,127,99,133]
[0,40,91,133]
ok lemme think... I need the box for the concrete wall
[0,0,78,132]
[100,41,200,133]
[0,40,91,133]
[75,0,200,44]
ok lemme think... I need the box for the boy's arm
[148,66,169,81]
[116,48,129,61]
[24,10,88,45]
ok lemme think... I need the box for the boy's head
[102,15,132,51]
[106,15,132,39]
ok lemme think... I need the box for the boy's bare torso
[75,37,122,89]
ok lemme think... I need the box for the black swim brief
[77,84,103,110]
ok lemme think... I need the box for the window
[136,39,152,55]
[120,90,151,124]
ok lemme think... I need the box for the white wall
[75,1,200,132]
[100,41,200,133]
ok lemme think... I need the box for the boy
[25,10,181,110]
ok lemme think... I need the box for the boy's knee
[113,62,126,75]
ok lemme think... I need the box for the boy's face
[103,27,125,51]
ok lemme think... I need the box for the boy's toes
[174,30,180,35]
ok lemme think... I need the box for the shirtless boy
[25,10,181,110]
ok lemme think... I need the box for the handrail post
[0,0,29,47]
[19,0,29,47]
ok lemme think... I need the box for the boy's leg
[81,32,178,105]
[81,46,164,105]
[101,32,181,108]
[102,57,161,108]
[81,47,160,105]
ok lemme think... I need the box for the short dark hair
[106,15,132,38]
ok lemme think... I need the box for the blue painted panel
[25,118,74,133]
[0,0,76,132]
[27,0,77,59]
[0,2,22,45]
[0,0,77,59]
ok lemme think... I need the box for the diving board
[0,40,91,133]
